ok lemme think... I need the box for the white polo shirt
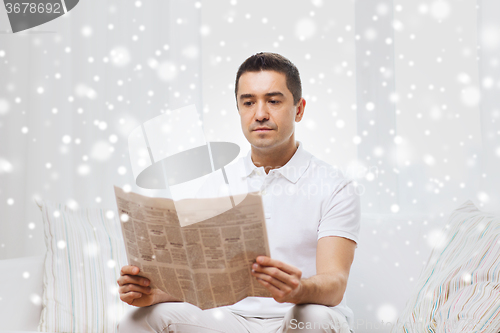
[196,140,360,328]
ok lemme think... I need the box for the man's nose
[254,101,269,121]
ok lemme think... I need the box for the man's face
[236,70,304,151]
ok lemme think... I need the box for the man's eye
[269,100,280,104]
[244,101,253,106]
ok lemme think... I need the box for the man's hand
[250,256,303,304]
[117,265,180,307]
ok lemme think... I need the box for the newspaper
[114,185,272,310]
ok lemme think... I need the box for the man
[117,52,360,333]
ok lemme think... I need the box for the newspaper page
[114,185,272,310]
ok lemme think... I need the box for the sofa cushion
[0,255,45,331]
[393,200,500,332]
[37,200,133,333]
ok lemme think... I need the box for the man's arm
[251,236,356,306]
[297,235,356,306]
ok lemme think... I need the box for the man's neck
[250,140,299,174]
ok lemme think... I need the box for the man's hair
[235,52,302,106]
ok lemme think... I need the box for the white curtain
[1,0,498,261]
[0,0,202,259]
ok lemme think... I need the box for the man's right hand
[117,265,178,307]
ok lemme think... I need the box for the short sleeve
[317,180,361,248]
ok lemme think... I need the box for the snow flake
[295,18,317,40]
[30,294,41,305]
[109,135,118,143]
[480,24,500,49]
[84,242,100,257]
[427,229,447,249]
[66,199,79,210]
[90,141,113,161]
[373,147,384,157]
[430,0,451,20]
[418,4,429,14]
[120,213,130,222]
[157,61,178,82]
[377,304,398,323]
[107,260,116,268]
[110,46,131,67]
[77,164,91,176]
[0,99,10,115]
[75,84,97,100]
[62,135,72,144]
[461,272,472,283]
[390,204,400,213]
[0,158,13,174]
[376,3,389,16]
[98,121,108,130]
[482,77,494,89]
[461,86,480,107]
[117,166,127,175]
[477,191,490,203]
[364,28,377,41]
[81,26,93,37]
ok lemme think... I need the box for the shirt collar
[243,140,312,184]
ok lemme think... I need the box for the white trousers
[117,302,352,333]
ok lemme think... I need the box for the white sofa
[0,213,437,333]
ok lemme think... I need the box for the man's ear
[295,98,306,122]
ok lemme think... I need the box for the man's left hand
[251,255,303,303]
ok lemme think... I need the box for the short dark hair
[235,52,302,106]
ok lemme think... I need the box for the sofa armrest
[0,255,45,331]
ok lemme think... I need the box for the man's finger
[251,270,290,292]
[119,283,152,295]
[256,256,301,276]
[120,291,143,304]
[254,277,288,302]
[117,274,150,287]
[252,263,299,287]
[120,265,140,276]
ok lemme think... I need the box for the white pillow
[38,200,132,333]
[393,200,500,333]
